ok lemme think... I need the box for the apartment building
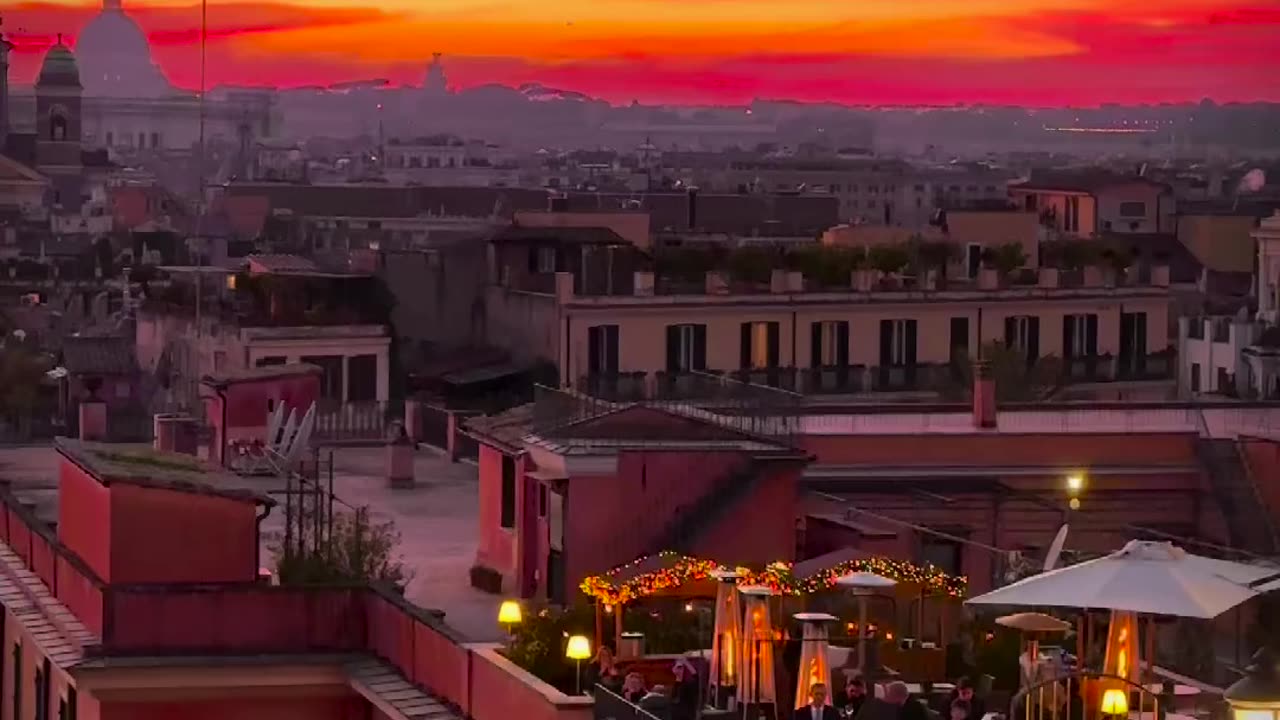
[486,240,1174,396]
[1009,170,1175,237]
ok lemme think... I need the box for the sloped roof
[0,153,45,184]
[62,336,137,376]
[463,404,534,454]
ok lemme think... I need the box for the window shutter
[1004,316,1016,348]
[1086,314,1098,356]
[810,322,823,369]
[1028,316,1040,362]
[879,319,892,366]
[693,325,707,370]
[588,327,601,374]
[836,321,850,367]
[766,322,780,368]
[1062,316,1074,359]
[665,325,680,372]
[740,323,752,370]
[905,320,918,365]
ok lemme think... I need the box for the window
[949,317,970,360]
[1004,315,1040,359]
[1065,196,1081,233]
[920,537,963,576]
[348,354,378,402]
[213,351,227,372]
[1120,312,1149,373]
[37,657,51,720]
[256,356,287,367]
[537,246,557,273]
[1119,201,1146,218]
[966,244,982,279]
[500,455,516,529]
[150,132,160,149]
[740,321,780,370]
[879,319,917,367]
[105,131,113,146]
[665,324,706,372]
[1191,363,1202,392]
[1062,314,1098,357]
[810,320,849,368]
[588,325,620,375]
[300,355,344,402]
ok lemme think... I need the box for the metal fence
[593,685,668,720]
[313,401,399,444]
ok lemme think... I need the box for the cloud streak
[1,0,1278,104]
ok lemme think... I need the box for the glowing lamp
[1066,474,1085,493]
[498,600,523,626]
[1226,649,1280,720]
[1101,689,1129,716]
[566,635,592,661]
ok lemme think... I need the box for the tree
[725,246,777,284]
[0,336,52,430]
[786,246,863,288]
[912,239,961,277]
[867,244,910,276]
[273,506,413,588]
[944,341,1063,402]
[983,243,1028,276]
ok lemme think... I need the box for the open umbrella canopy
[996,612,1073,633]
[967,540,1274,619]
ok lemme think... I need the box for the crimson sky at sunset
[2,0,1279,105]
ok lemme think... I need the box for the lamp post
[498,600,522,640]
[1226,649,1280,720]
[836,572,897,673]
[567,634,592,695]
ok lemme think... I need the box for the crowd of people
[799,675,989,720]
[586,647,701,720]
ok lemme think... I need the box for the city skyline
[1,0,1279,106]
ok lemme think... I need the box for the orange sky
[2,0,1279,104]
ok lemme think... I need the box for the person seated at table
[837,675,868,717]
[795,683,842,720]
[886,682,930,720]
[585,646,623,692]
[641,684,673,718]
[622,672,648,703]
[949,700,971,720]
[947,677,986,720]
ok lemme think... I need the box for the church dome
[37,42,81,88]
[75,0,174,97]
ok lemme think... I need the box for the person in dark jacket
[886,682,930,720]
[671,658,701,720]
[794,683,843,720]
[946,677,986,720]
[837,675,868,717]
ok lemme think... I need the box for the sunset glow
[2,0,1279,105]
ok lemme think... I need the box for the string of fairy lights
[580,551,967,606]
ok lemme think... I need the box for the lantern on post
[793,613,837,710]
[498,600,523,636]
[566,635,593,695]
[1226,649,1280,720]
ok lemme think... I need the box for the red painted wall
[100,696,365,720]
[564,450,797,594]
[109,483,260,584]
[205,372,320,465]
[1242,437,1280,524]
[476,445,517,585]
[57,459,112,580]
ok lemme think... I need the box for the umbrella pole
[1076,615,1085,669]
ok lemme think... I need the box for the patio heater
[709,569,744,710]
[836,572,897,674]
[738,585,778,720]
[1226,648,1280,720]
[793,613,837,710]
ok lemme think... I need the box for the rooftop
[1013,170,1169,194]
[201,362,323,385]
[62,336,137,376]
[55,438,276,507]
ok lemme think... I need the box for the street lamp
[836,572,897,673]
[498,600,523,636]
[1226,649,1280,720]
[566,634,592,695]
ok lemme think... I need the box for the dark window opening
[347,354,378,402]
[500,454,517,529]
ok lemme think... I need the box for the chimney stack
[972,360,997,429]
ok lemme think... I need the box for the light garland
[580,552,967,606]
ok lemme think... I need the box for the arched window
[49,112,68,142]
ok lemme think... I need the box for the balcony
[1063,354,1114,383]
[575,373,648,402]
[1116,351,1175,381]
[803,366,866,394]
[872,364,947,392]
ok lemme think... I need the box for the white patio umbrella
[967,540,1271,619]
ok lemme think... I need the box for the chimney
[686,186,699,230]
[972,360,997,429]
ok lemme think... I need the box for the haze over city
[2,0,1279,104]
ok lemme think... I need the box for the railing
[594,684,667,720]
[577,373,649,402]
[1063,354,1113,383]
[872,364,946,392]
[1116,352,1175,381]
[803,366,866,394]
[313,401,399,443]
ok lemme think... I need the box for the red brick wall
[222,375,321,430]
[57,459,112,580]
[108,483,259,584]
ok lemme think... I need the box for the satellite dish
[1043,524,1070,572]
